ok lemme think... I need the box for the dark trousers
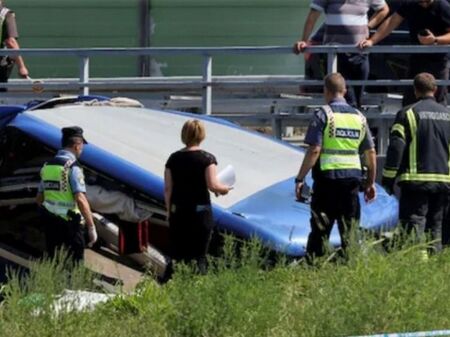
[443,194,450,247]
[168,205,214,273]
[0,58,14,92]
[306,179,361,259]
[399,185,447,253]
[402,57,448,107]
[42,210,86,264]
[338,53,369,108]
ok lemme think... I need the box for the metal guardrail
[2,45,450,115]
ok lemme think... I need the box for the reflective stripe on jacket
[41,158,79,220]
[382,97,450,185]
[320,104,365,172]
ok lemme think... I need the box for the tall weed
[2,235,450,337]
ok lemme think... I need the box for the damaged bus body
[0,96,398,275]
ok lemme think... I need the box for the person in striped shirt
[294,0,389,108]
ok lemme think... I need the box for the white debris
[52,289,115,314]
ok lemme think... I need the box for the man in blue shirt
[295,73,377,260]
[36,126,97,264]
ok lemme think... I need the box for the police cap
[61,126,88,144]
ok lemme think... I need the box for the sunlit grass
[2,234,450,337]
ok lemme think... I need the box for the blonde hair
[181,119,206,146]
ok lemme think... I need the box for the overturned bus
[0,96,399,276]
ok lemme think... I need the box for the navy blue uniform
[382,97,450,252]
[305,99,375,258]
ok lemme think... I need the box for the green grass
[2,236,450,337]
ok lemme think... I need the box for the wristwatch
[295,177,304,184]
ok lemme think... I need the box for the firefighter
[295,72,377,260]
[382,72,450,254]
[36,126,97,264]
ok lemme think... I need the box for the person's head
[181,119,206,147]
[61,126,88,158]
[323,72,347,102]
[414,72,437,98]
[417,0,433,9]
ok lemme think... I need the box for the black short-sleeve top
[165,149,217,209]
[397,0,450,62]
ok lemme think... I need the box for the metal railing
[2,45,450,115]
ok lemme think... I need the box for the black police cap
[61,126,88,144]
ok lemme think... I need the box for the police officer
[0,1,29,91]
[382,73,450,253]
[295,72,377,260]
[36,126,97,264]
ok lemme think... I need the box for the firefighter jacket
[382,96,450,189]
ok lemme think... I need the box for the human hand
[295,182,304,201]
[221,186,233,196]
[87,225,98,248]
[215,186,233,197]
[358,39,373,49]
[293,41,308,54]
[418,30,435,45]
[364,184,377,203]
[18,65,29,78]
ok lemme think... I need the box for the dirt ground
[85,249,144,292]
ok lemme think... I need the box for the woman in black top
[164,119,231,273]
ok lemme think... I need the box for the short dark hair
[324,72,346,95]
[414,72,437,95]
[62,136,84,148]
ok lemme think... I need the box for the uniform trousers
[399,184,448,253]
[306,178,361,258]
[42,209,86,264]
[0,57,14,92]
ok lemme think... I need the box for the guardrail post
[271,105,282,140]
[202,55,212,115]
[80,56,90,96]
[327,51,337,74]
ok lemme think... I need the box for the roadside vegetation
[2,235,450,337]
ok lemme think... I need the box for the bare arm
[418,28,450,45]
[368,4,389,29]
[164,168,173,216]
[363,148,377,202]
[296,145,321,182]
[205,164,230,195]
[295,145,321,200]
[359,12,404,48]
[293,9,321,54]
[4,37,28,78]
[74,192,95,228]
